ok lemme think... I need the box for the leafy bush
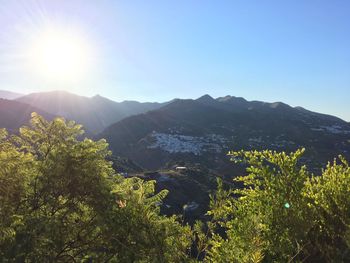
[0,113,191,262]
[1,114,349,262]
[199,149,350,262]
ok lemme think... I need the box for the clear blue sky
[0,0,349,120]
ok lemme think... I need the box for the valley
[2,89,350,175]
[1,90,350,223]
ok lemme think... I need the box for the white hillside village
[148,132,228,155]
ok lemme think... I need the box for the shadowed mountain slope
[100,95,350,173]
[0,99,53,132]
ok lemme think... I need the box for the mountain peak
[268,101,290,109]
[23,90,82,99]
[46,90,73,95]
[216,95,247,103]
[92,94,106,100]
[196,94,215,103]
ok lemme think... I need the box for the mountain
[100,95,350,175]
[16,91,166,134]
[0,90,24,100]
[0,99,53,132]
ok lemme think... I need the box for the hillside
[0,90,24,100]
[100,95,350,175]
[16,90,166,134]
[0,99,53,131]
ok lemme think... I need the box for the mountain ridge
[0,90,24,100]
[15,90,167,134]
[0,89,349,174]
[0,99,53,132]
[100,96,350,173]
[0,89,347,122]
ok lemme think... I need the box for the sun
[29,27,92,81]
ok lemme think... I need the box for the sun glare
[29,28,92,81]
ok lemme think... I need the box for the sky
[0,0,349,121]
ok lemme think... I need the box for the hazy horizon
[0,1,349,121]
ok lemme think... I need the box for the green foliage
[201,149,350,262]
[2,113,349,262]
[304,157,350,261]
[0,113,191,262]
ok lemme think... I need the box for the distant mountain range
[1,90,349,175]
[1,89,349,222]
[0,90,23,100]
[100,94,350,173]
[14,91,167,134]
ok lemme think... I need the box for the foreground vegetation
[0,114,349,262]
[0,114,191,262]
[196,149,350,262]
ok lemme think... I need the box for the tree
[201,149,350,262]
[0,113,191,262]
[2,113,349,262]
